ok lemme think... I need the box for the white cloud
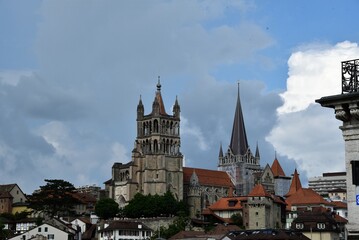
[181,116,209,151]
[0,1,276,193]
[0,70,33,86]
[110,142,130,164]
[268,41,359,178]
[278,41,359,114]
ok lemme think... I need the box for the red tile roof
[271,158,286,177]
[332,201,347,209]
[207,197,247,211]
[183,167,234,188]
[285,188,332,211]
[285,169,302,197]
[248,184,271,197]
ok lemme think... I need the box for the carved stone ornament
[349,103,359,121]
[335,105,350,122]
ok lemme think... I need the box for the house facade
[0,184,28,214]
[203,184,286,230]
[98,221,153,240]
[8,223,76,240]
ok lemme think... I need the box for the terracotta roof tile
[285,188,332,210]
[183,167,234,188]
[207,197,247,211]
[285,169,302,197]
[332,201,347,209]
[271,158,286,177]
[248,184,271,197]
[334,213,348,223]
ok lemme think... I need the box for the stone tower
[134,79,183,200]
[218,84,261,196]
[186,170,202,218]
[108,79,183,206]
[316,59,359,239]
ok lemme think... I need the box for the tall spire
[218,142,223,158]
[255,141,260,159]
[285,169,302,197]
[229,82,249,155]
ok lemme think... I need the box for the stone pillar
[316,92,359,239]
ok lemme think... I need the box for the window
[255,212,258,216]
[296,223,304,229]
[48,234,54,239]
[45,227,48,232]
[38,227,41,232]
[317,223,326,229]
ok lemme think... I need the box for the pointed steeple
[218,143,223,158]
[152,76,167,115]
[229,82,249,155]
[271,156,286,177]
[190,170,199,187]
[173,95,180,118]
[255,142,260,159]
[285,169,302,197]
[137,95,144,119]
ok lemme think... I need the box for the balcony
[342,59,359,93]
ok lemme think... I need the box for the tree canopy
[122,191,187,218]
[28,179,79,217]
[95,198,119,220]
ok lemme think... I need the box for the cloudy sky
[1,0,359,194]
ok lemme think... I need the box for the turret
[255,142,260,165]
[137,95,144,120]
[173,96,180,119]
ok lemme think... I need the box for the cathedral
[105,79,183,207]
[105,80,291,217]
[217,84,261,196]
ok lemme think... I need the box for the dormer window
[296,223,304,229]
[317,223,326,229]
[228,199,238,207]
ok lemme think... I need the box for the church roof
[271,158,286,177]
[154,79,167,115]
[248,184,271,197]
[285,169,302,197]
[229,84,249,156]
[183,167,234,188]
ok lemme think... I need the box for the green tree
[0,220,10,240]
[231,213,244,228]
[123,191,186,218]
[152,212,190,239]
[28,179,79,217]
[95,198,119,220]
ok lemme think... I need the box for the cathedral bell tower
[133,78,183,200]
[218,83,261,196]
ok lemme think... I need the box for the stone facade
[183,167,234,218]
[106,80,183,207]
[218,85,261,196]
[316,91,359,239]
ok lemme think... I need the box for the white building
[9,223,76,240]
[308,172,346,196]
[98,221,153,240]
